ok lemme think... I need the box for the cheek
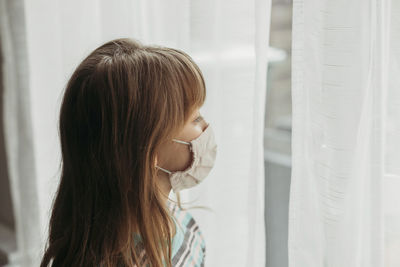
[179,124,204,141]
[157,142,192,172]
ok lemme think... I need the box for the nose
[201,120,209,132]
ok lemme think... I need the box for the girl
[40,38,217,267]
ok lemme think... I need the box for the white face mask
[156,124,217,193]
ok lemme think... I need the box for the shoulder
[167,201,206,266]
[133,202,206,266]
[167,201,202,238]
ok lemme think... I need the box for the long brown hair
[40,38,206,267]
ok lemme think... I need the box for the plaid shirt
[134,201,206,267]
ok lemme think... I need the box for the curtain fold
[1,0,269,265]
[289,0,400,266]
[0,0,41,264]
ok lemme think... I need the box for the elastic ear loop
[155,165,172,175]
[172,139,193,154]
[172,139,190,145]
[155,139,191,175]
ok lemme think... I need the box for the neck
[157,170,172,206]
[156,171,176,237]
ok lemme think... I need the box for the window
[264,0,292,266]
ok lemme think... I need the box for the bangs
[174,50,206,120]
[150,46,206,121]
[182,58,206,115]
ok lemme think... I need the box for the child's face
[156,107,208,172]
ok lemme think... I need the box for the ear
[154,154,158,166]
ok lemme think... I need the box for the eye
[193,115,204,123]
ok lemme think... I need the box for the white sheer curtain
[289,0,400,267]
[1,0,270,266]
